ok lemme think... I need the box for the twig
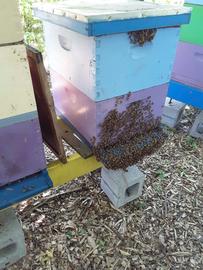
[83,245,99,260]
[110,203,125,215]
[103,224,124,241]
[21,187,86,218]
[168,251,192,257]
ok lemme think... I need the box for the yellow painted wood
[0,44,37,120]
[0,0,23,44]
[47,153,102,187]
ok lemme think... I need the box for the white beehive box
[0,0,23,44]
[0,44,37,122]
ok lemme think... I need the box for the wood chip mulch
[8,107,203,270]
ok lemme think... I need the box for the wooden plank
[57,117,93,158]
[26,45,67,163]
[0,170,53,210]
[0,152,102,210]
[48,153,101,187]
[168,80,203,110]
[27,45,93,160]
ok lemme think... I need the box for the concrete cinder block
[161,97,186,128]
[0,208,26,270]
[189,111,203,139]
[101,165,145,208]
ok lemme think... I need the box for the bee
[90,136,96,146]
[126,91,132,101]
[128,29,157,46]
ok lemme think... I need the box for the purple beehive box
[172,41,203,90]
[0,44,46,187]
[52,71,168,146]
[0,119,46,187]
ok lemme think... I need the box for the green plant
[155,169,166,180]
[66,230,74,240]
[19,0,59,51]
[185,136,198,150]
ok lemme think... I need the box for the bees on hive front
[128,29,157,46]
[93,94,166,170]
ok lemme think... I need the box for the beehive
[0,0,23,44]
[0,0,46,186]
[34,0,191,169]
[172,0,203,90]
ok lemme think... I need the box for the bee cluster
[94,127,166,170]
[128,29,157,46]
[93,95,167,170]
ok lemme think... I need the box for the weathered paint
[34,0,191,36]
[180,3,203,46]
[45,23,179,101]
[51,70,168,144]
[51,71,96,143]
[0,111,38,128]
[0,44,37,120]
[172,41,203,90]
[0,152,102,209]
[0,170,53,210]
[36,10,190,37]
[0,0,23,44]
[0,118,46,187]
[43,22,96,101]
[168,80,203,110]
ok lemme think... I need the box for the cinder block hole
[197,123,203,134]
[125,183,139,197]
[176,110,184,123]
[0,243,17,258]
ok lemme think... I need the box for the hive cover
[34,0,191,36]
[34,0,190,22]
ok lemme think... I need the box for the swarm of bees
[94,127,166,170]
[92,94,167,170]
[128,29,157,46]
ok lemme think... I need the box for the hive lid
[144,0,184,5]
[34,0,191,36]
